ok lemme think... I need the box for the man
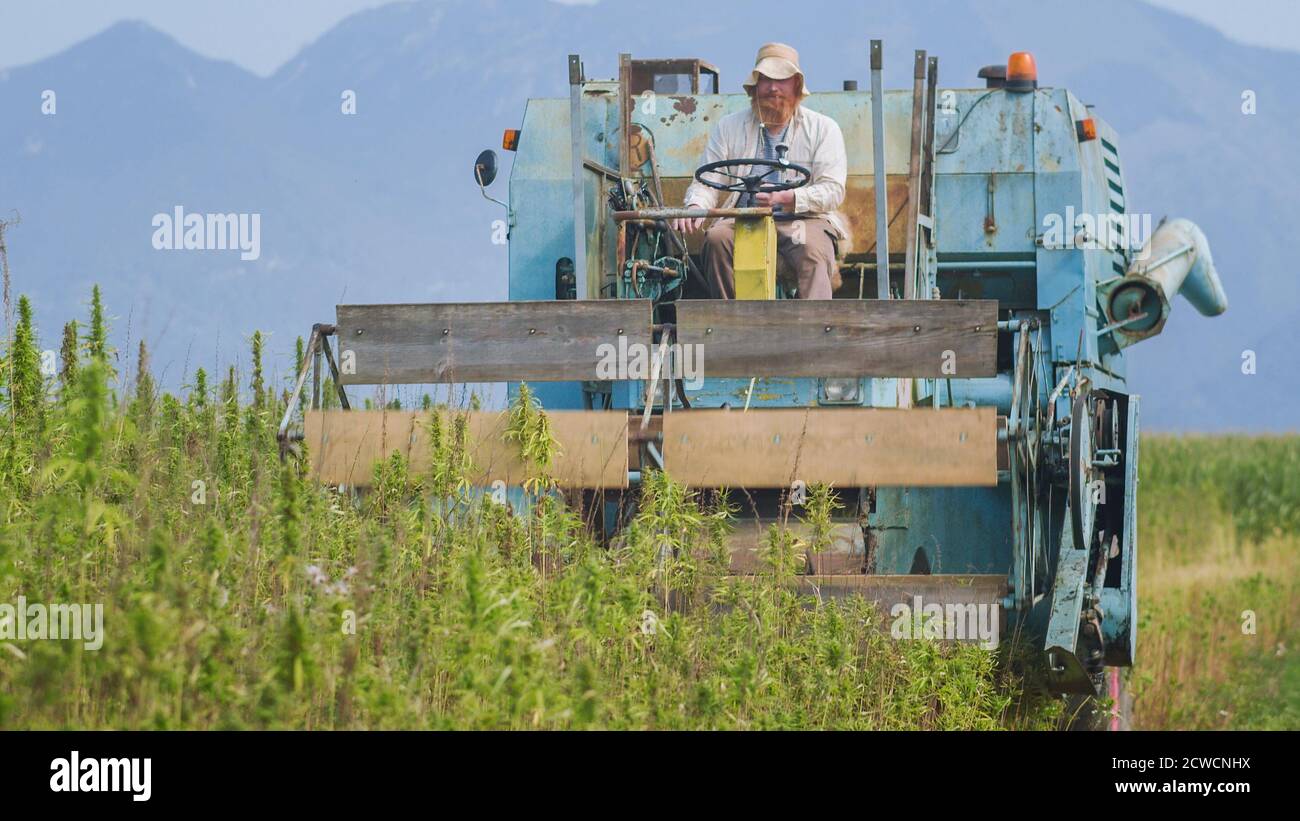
[673,42,849,300]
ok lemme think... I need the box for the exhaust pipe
[1104,218,1227,344]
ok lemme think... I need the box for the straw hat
[742,42,809,98]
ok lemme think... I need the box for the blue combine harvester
[284,44,1227,699]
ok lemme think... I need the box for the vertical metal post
[869,41,890,300]
[920,57,939,252]
[663,327,673,419]
[568,54,587,298]
[311,334,321,410]
[903,49,927,301]
[924,56,940,408]
[615,53,632,304]
[618,53,632,176]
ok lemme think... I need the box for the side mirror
[474,149,498,188]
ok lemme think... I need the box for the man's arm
[682,122,728,211]
[673,121,731,232]
[791,117,847,216]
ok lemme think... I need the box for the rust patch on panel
[839,176,912,257]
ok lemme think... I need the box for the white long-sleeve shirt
[682,104,850,253]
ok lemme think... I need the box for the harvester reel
[1068,392,1101,552]
[1007,324,1049,604]
[1011,326,1045,472]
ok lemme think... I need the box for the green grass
[1132,436,1300,729]
[0,289,1057,730]
[1222,645,1300,730]
[1,288,1294,730]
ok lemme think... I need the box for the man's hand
[754,190,796,209]
[670,216,706,234]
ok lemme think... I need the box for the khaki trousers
[702,216,840,300]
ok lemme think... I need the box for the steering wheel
[694,146,811,195]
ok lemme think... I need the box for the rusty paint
[661,130,710,166]
[839,176,911,257]
[659,177,691,202]
[627,125,650,170]
[617,222,627,274]
[671,96,697,115]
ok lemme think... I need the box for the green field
[1130,435,1300,729]
[0,290,1295,729]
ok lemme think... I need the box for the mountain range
[2,0,1297,430]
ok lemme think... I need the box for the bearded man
[673,42,849,300]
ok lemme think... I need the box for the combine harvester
[279,43,1227,700]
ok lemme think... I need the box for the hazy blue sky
[1,0,1298,76]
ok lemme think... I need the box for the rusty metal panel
[674,299,997,378]
[841,175,912,257]
[303,409,629,488]
[661,407,998,488]
[334,300,652,384]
